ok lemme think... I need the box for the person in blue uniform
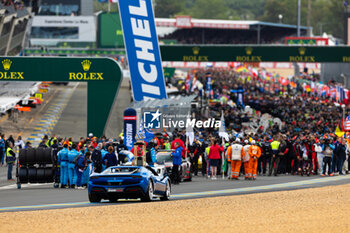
[82,148,92,187]
[67,144,79,188]
[171,142,182,185]
[101,144,108,171]
[57,144,69,188]
[75,152,87,189]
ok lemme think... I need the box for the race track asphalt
[52,79,131,139]
[1,174,350,212]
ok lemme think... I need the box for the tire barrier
[44,168,54,183]
[17,148,59,187]
[18,167,28,183]
[18,148,53,165]
[36,147,52,164]
[28,167,37,183]
[18,167,54,184]
[36,168,45,183]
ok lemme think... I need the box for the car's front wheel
[141,181,154,202]
[88,193,101,203]
[160,181,171,201]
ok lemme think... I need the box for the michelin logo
[143,110,161,129]
[118,0,167,101]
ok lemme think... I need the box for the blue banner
[124,108,137,151]
[118,0,167,101]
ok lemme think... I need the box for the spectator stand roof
[156,17,308,31]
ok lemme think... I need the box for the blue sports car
[88,166,171,203]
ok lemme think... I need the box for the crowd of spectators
[2,66,350,185]
[160,27,299,45]
[184,67,350,177]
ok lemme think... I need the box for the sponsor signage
[142,109,221,131]
[24,45,350,63]
[118,0,167,101]
[235,47,262,62]
[30,16,96,43]
[0,59,24,80]
[285,37,329,46]
[69,60,104,81]
[160,45,350,63]
[183,47,209,62]
[288,47,315,62]
[0,57,123,137]
[176,16,192,28]
[124,108,137,150]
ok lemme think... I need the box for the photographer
[277,134,289,174]
[314,138,325,175]
[293,137,302,175]
[335,139,347,175]
[322,139,334,176]
[300,138,312,176]
[258,136,272,176]
[188,138,199,176]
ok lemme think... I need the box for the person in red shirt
[131,145,143,156]
[208,139,224,180]
[91,137,98,148]
[77,137,85,151]
[171,134,186,157]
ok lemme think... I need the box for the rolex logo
[245,47,253,55]
[192,47,200,55]
[2,59,12,70]
[299,47,306,56]
[81,60,91,71]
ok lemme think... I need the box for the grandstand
[0,1,31,55]
[157,17,308,45]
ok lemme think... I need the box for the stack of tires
[17,147,57,188]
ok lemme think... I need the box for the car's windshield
[156,152,172,164]
[102,167,139,174]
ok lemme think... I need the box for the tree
[261,0,308,25]
[154,0,186,18]
[224,0,266,20]
[93,0,119,13]
[190,0,230,19]
[321,0,344,38]
[262,0,345,38]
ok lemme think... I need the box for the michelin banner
[118,0,167,101]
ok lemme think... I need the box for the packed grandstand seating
[160,27,306,45]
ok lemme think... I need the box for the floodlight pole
[307,0,311,36]
[297,0,301,37]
